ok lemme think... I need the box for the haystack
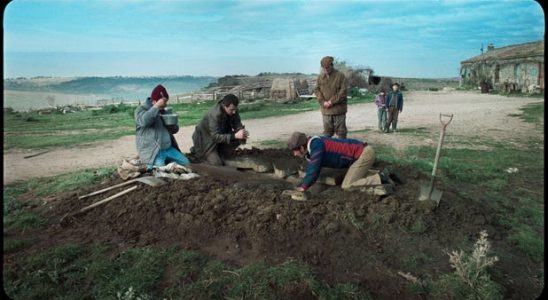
[270,78,309,102]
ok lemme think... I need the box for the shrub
[431,230,503,299]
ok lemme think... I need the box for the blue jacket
[386,91,403,111]
[299,136,366,190]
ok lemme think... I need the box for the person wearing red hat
[135,84,189,170]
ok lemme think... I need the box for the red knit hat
[151,84,169,101]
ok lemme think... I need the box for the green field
[3,94,374,150]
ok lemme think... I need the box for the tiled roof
[461,40,544,64]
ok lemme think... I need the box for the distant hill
[4,76,217,100]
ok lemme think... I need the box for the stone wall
[461,60,543,93]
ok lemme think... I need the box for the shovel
[61,176,166,225]
[419,113,453,205]
[78,176,166,199]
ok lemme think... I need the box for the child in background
[374,89,387,132]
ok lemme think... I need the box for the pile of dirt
[19,148,507,299]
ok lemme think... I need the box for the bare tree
[333,58,369,89]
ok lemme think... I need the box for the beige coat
[314,69,348,115]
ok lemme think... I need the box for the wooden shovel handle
[79,185,138,213]
[439,113,454,129]
[61,185,137,225]
[78,178,139,199]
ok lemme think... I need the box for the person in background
[135,84,189,170]
[191,94,249,165]
[374,89,387,132]
[287,131,375,191]
[314,56,348,139]
[385,82,404,133]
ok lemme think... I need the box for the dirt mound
[27,148,502,299]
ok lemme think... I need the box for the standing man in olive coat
[314,56,348,139]
[191,94,249,165]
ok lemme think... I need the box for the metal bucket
[161,113,179,125]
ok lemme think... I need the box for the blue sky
[3,0,545,78]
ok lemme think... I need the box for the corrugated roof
[461,40,544,64]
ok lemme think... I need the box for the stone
[224,156,273,173]
[281,189,308,201]
[298,167,346,186]
[272,160,299,178]
[307,183,329,195]
[285,175,301,184]
[317,168,347,186]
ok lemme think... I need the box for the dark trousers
[322,114,347,139]
[206,140,241,166]
[385,106,399,132]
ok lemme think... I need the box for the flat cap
[287,132,308,150]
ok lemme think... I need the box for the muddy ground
[6,147,539,299]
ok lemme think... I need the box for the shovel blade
[419,185,443,204]
[135,176,166,187]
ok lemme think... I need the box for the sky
[3,0,545,78]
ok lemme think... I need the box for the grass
[358,105,544,265]
[3,100,542,299]
[409,218,427,235]
[393,127,431,136]
[3,94,374,150]
[429,231,503,300]
[516,101,544,124]
[3,237,41,253]
[349,127,431,136]
[3,165,373,299]
[219,102,544,265]
[3,166,115,232]
[4,243,373,300]
[257,139,287,148]
[401,253,434,272]
[380,138,544,262]
[390,77,460,91]
[3,107,135,149]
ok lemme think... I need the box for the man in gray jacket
[135,84,189,170]
[191,94,249,165]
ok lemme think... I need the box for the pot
[161,113,179,125]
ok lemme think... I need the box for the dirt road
[3,90,542,184]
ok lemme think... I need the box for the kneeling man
[287,132,375,191]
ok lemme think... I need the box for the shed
[270,78,309,102]
[460,40,544,93]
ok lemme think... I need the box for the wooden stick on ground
[79,185,138,213]
[78,179,138,199]
[61,185,138,225]
[23,150,51,159]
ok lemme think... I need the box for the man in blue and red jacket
[287,132,376,191]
